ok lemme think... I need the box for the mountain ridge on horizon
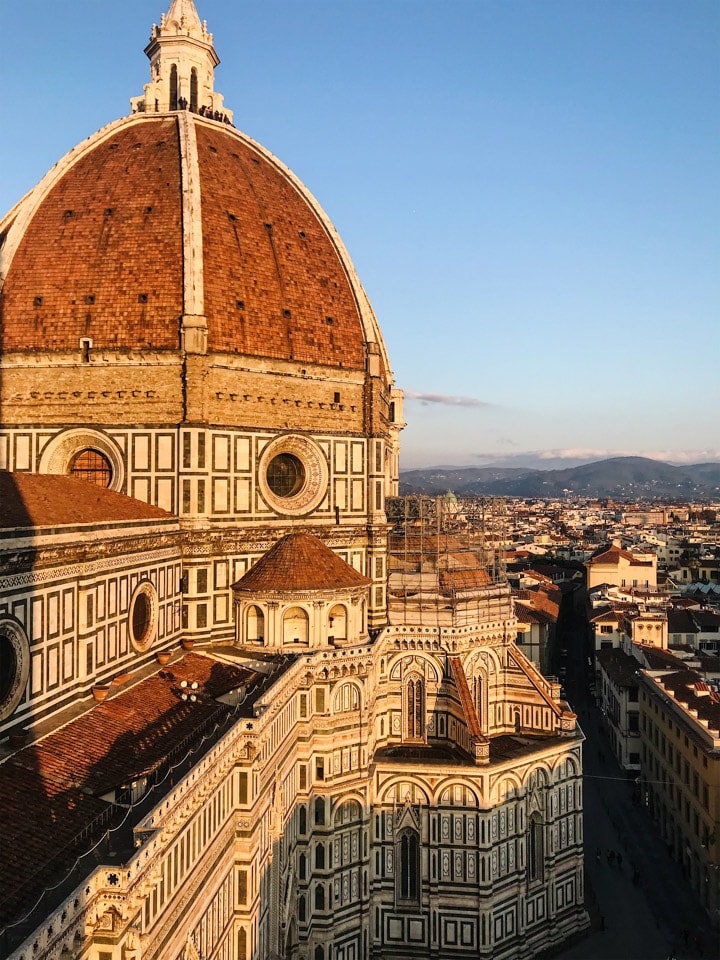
[399,456,720,500]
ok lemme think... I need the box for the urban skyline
[1,0,717,469]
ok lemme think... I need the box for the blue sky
[1,1,718,469]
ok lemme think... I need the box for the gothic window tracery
[404,674,424,740]
[397,828,420,903]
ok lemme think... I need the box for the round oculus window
[70,448,113,488]
[39,428,125,492]
[0,635,17,705]
[258,435,329,517]
[267,453,306,498]
[129,582,158,652]
[0,619,30,722]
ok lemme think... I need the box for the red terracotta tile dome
[0,113,385,372]
[233,533,371,595]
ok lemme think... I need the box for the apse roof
[0,653,254,929]
[232,533,371,594]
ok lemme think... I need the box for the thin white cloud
[469,448,720,467]
[405,391,491,408]
[536,448,720,464]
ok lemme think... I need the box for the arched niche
[283,606,309,645]
[246,605,264,643]
[327,603,347,643]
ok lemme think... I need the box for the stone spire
[130,0,233,123]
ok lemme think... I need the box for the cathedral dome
[0,112,387,372]
[0,0,389,375]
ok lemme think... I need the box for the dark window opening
[399,831,420,900]
[0,635,17,706]
[170,64,178,110]
[131,592,152,646]
[267,453,305,498]
[190,68,198,112]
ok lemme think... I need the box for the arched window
[298,896,306,922]
[299,806,307,834]
[473,675,483,727]
[190,67,198,111]
[69,448,113,487]
[314,883,325,911]
[314,797,325,826]
[397,829,420,902]
[169,63,178,110]
[315,843,325,870]
[528,813,544,882]
[299,852,307,880]
[314,947,324,960]
[405,675,424,740]
[334,682,360,713]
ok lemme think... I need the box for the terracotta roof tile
[232,533,371,594]
[0,472,174,529]
[0,653,250,922]
[1,116,374,371]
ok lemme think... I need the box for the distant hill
[399,457,720,500]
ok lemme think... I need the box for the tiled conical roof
[233,534,371,594]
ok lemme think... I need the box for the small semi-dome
[233,533,371,596]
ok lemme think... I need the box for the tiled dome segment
[197,124,366,368]
[0,120,183,351]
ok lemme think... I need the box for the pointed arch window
[397,828,420,902]
[528,813,544,882]
[190,67,198,111]
[405,675,424,740]
[170,64,178,110]
[473,675,484,729]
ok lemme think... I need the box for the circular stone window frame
[258,435,329,517]
[128,581,159,653]
[0,617,31,723]
[38,428,125,492]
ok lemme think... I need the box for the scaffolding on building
[385,495,512,628]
